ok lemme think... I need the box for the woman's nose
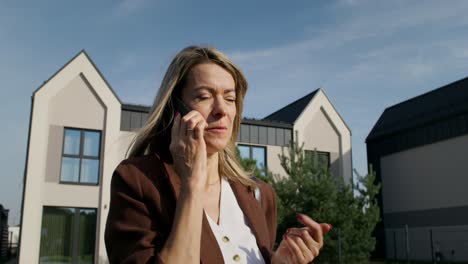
[212,97,227,117]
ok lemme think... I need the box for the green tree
[237,139,380,264]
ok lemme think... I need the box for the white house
[19,50,352,263]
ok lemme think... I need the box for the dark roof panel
[242,117,293,129]
[263,89,319,124]
[122,103,151,113]
[121,104,293,129]
[367,76,468,141]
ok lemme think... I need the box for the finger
[320,223,333,235]
[193,119,207,140]
[290,233,313,261]
[181,110,201,124]
[284,235,306,263]
[181,110,205,128]
[296,213,323,247]
[170,112,181,143]
[178,113,189,139]
[278,239,297,263]
[277,239,292,256]
[288,233,320,261]
[182,113,205,137]
[287,228,320,254]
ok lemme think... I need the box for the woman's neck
[206,152,220,189]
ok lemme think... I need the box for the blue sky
[1,0,468,225]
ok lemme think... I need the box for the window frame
[237,144,268,170]
[59,127,102,186]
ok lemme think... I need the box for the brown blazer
[105,154,277,264]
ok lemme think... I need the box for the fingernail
[175,111,180,116]
[284,234,289,241]
[296,213,304,222]
[282,234,286,240]
[286,228,291,234]
[329,224,333,230]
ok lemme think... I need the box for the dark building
[367,77,468,261]
[0,204,9,258]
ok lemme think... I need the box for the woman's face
[181,63,237,154]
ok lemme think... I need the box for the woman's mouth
[206,126,227,134]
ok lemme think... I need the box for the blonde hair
[128,46,255,188]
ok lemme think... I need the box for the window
[305,150,330,169]
[61,128,101,185]
[237,144,267,171]
[39,207,96,264]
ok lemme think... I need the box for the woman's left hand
[271,213,332,264]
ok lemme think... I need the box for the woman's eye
[226,97,236,102]
[197,95,211,100]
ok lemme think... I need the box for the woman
[105,46,332,263]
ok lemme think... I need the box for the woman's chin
[205,140,229,155]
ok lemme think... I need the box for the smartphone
[173,97,191,116]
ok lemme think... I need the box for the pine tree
[237,139,381,263]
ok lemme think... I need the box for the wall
[303,108,341,178]
[266,145,288,179]
[19,52,122,264]
[380,134,468,261]
[380,134,468,214]
[294,90,352,183]
[44,74,104,207]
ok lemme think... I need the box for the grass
[383,261,468,264]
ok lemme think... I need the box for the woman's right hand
[169,111,208,192]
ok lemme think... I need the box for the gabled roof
[263,89,319,124]
[33,49,122,104]
[367,76,468,142]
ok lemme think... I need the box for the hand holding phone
[170,97,208,191]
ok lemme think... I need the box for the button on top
[222,236,230,243]
[233,254,241,262]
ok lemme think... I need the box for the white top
[205,177,266,264]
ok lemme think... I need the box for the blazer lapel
[230,180,272,262]
[162,161,224,264]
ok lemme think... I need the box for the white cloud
[404,62,435,79]
[114,0,150,17]
[454,47,468,59]
[229,0,468,85]
[307,0,468,47]
[336,0,371,6]
[225,0,468,175]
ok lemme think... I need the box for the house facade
[367,77,468,261]
[19,50,351,263]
